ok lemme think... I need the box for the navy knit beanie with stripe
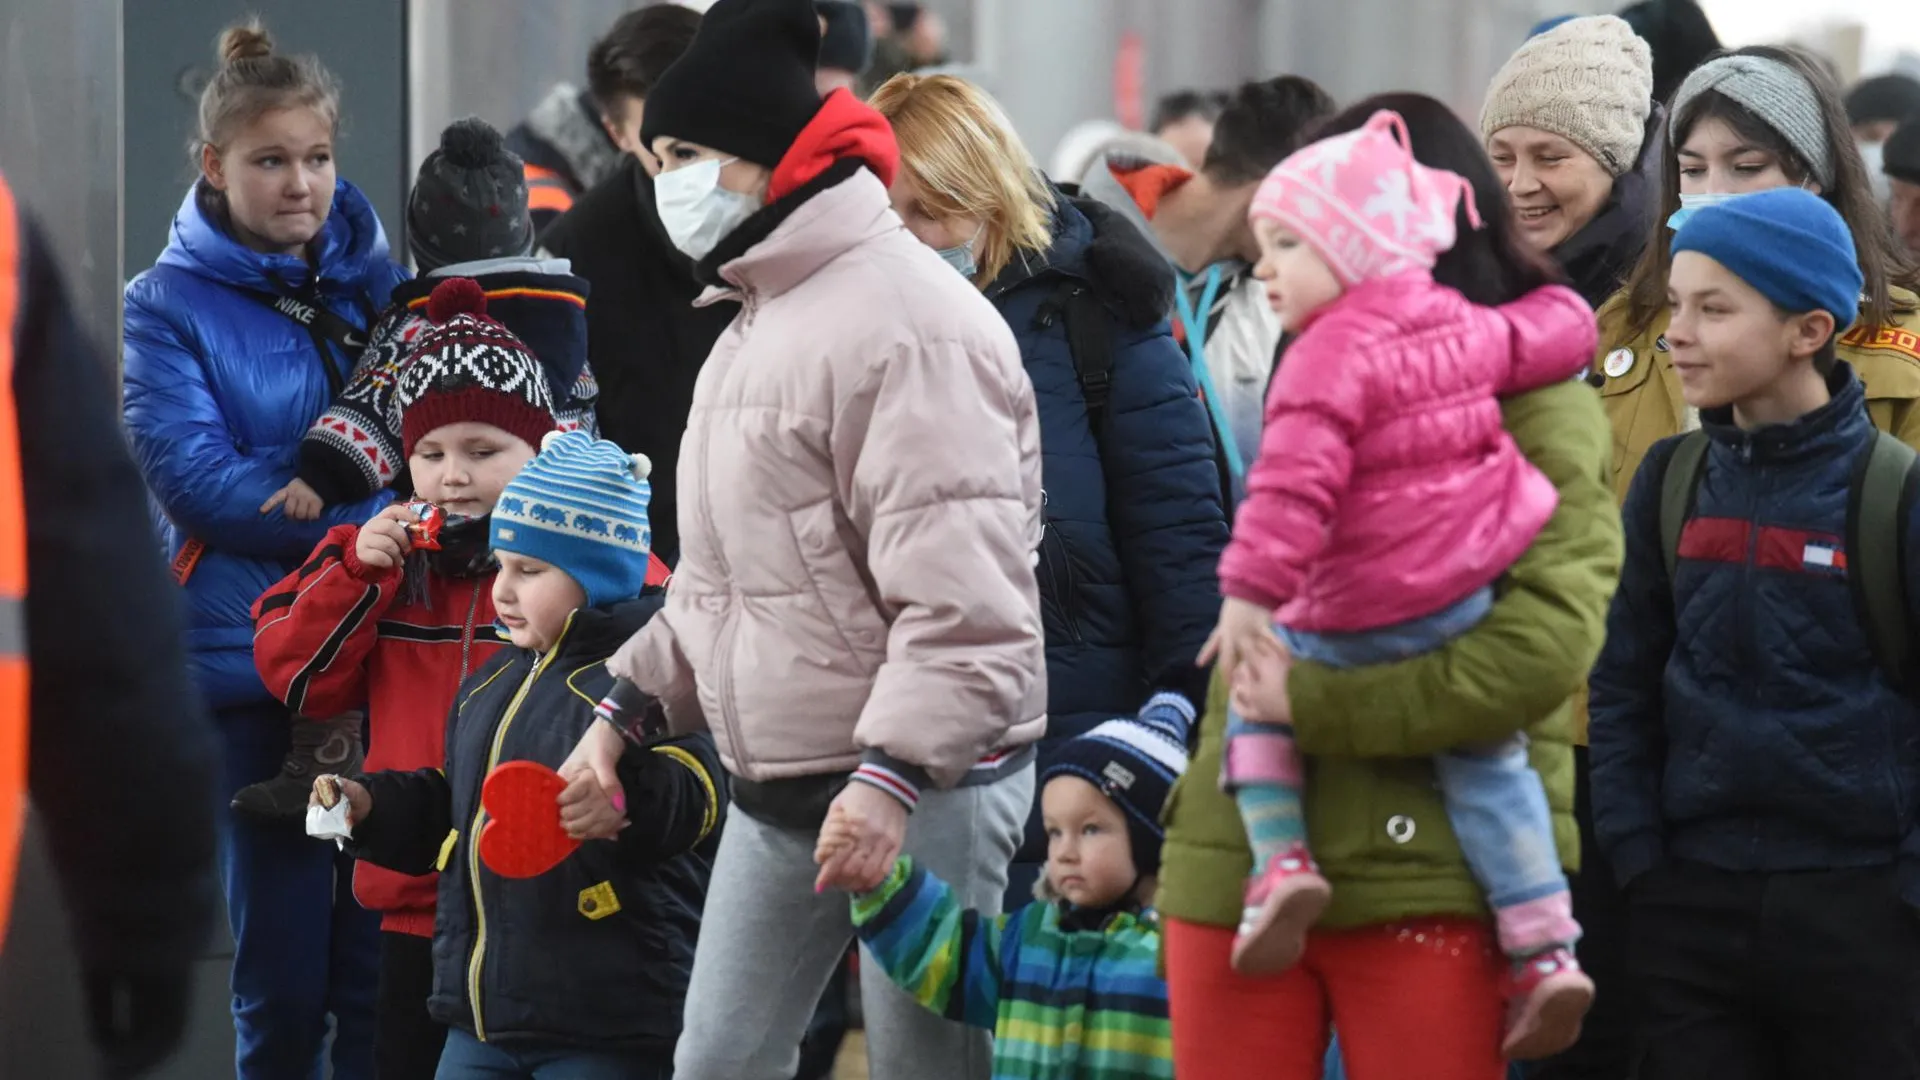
[491,431,654,608]
[1042,693,1193,875]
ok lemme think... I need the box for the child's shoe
[231,712,365,821]
[1230,843,1331,976]
[1500,946,1593,1061]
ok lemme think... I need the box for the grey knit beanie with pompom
[407,118,535,272]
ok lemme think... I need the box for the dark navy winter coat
[123,181,408,711]
[985,193,1230,888]
[1590,367,1920,904]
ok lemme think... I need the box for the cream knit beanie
[1480,15,1654,177]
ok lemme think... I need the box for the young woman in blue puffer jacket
[120,20,406,1080]
[871,74,1232,903]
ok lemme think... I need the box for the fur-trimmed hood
[988,187,1177,331]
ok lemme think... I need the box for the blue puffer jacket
[986,193,1230,887]
[123,181,408,711]
[1590,366,1920,904]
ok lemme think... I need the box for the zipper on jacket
[465,614,574,1041]
[459,580,484,680]
[1038,495,1085,644]
[696,401,749,774]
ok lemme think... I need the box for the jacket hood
[1076,152,1176,267]
[988,190,1175,332]
[768,88,900,203]
[1553,103,1663,308]
[160,177,395,296]
[1700,361,1870,464]
[522,82,623,193]
[427,255,573,278]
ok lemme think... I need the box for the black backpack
[1658,428,1920,687]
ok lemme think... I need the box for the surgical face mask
[655,156,760,261]
[934,224,983,279]
[1666,191,1747,232]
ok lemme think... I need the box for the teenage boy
[1590,187,1920,1080]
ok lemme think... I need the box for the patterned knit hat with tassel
[395,277,557,457]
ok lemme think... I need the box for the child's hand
[261,478,324,521]
[353,504,420,571]
[1231,645,1296,726]
[558,770,628,840]
[312,775,372,825]
[1198,596,1282,681]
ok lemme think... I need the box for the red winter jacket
[252,523,502,937]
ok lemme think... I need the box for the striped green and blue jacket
[852,858,1174,1080]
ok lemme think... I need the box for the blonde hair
[197,18,341,158]
[869,74,1054,286]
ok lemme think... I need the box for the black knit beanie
[1847,75,1920,127]
[816,1,872,75]
[408,119,534,272]
[1886,117,1920,186]
[640,0,823,170]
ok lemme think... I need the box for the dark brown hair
[587,5,702,112]
[1202,75,1337,186]
[1617,45,1920,340]
[195,19,341,159]
[1308,93,1564,308]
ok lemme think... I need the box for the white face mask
[655,156,760,262]
[1666,191,1746,232]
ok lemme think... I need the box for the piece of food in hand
[314,774,342,810]
[404,500,447,551]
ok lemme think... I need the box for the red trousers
[1163,916,1508,1080]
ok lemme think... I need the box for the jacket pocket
[786,500,888,661]
[1038,501,1084,644]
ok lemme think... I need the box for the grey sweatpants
[673,766,1034,1080]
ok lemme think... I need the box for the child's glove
[260,477,324,521]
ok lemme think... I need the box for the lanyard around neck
[1174,265,1246,479]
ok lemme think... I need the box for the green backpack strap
[1659,431,1712,584]
[1846,431,1920,689]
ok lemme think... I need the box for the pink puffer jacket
[611,167,1047,789]
[1219,275,1597,632]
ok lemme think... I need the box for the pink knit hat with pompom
[1249,109,1481,287]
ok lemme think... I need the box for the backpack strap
[1846,431,1920,688]
[1037,280,1116,437]
[1659,431,1712,584]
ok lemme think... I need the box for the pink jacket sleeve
[609,600,708,735]
[1497,285,1601,396]
[1218,326,1370,610]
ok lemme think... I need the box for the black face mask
[402,511,497,608]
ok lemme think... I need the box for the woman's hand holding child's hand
[1198,596,1283,681]
[557,719,631,840]
[262,478,324,521]
[1231,645,1296,726]
[814,783,907,895]
[353,504,421,571]
[311,774,372,825]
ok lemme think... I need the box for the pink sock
[1496,891,1579,959]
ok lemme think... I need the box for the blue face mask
[934,225,983,279]
[1666,191,1746,232]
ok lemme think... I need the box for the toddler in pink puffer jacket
[1198,109,1599,1054]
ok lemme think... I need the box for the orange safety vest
[523,163,576,217]
[0,175,30,942]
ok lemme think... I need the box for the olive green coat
[1157,379,1624,930]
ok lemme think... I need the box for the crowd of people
[6,0,1920,1076]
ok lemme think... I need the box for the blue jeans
[436,1027,673,1079]
[1236,588,1567,912]
[217,704,380,1080]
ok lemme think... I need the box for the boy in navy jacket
[315,432,722,1078]
[1589,188,1920,1079]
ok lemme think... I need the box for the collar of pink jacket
[698,169,900,309]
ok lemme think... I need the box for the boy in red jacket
[252,277,559,1079]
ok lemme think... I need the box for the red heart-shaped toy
[478,761,580,878]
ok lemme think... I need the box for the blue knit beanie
[1041,693,1193,875]
[492,431,653,608]
[1670,187,1863,330]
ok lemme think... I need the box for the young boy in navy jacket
[1589,188,1920,1080]
[317,431,722,1079]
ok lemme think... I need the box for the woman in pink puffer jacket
[1199,109,1602,1053]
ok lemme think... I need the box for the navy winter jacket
[985,193,1230,881]
[123,181,408,710]
[1590,367,1920,904]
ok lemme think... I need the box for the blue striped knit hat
[492,431,653,607]
[1042,693,1193,874]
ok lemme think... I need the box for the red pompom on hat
[395,278,556,458]
[425,276,490,324]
